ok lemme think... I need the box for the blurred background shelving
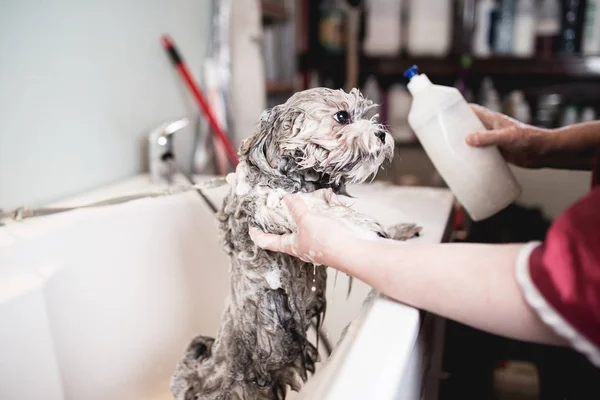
[275,0,600,199]
[260,0,298,103]
[261,0,288,25]
[300,53,600,79]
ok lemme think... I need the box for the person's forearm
[324,239,566,346]
[543,121,600,170]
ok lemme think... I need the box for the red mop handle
[161,35,239,167]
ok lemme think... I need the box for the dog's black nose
[374,130,386,144]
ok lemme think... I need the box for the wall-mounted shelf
[299,52,600,79]
[368,56,600,78]
[261,0,288,25]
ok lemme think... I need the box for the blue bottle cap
[403,65,419,80]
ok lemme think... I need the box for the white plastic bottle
[472,0,496,57]
[560,104,579,127]
[363,0,403,56]
[404,66,522,221]
[583,0,600,55]
[495,0,516,54]
[506,90,532,124]
[580,106,597,122]
[513,0,536,57]
[484,89,503,113]
[406,0,452,56]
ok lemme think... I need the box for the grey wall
[0,0,212,209]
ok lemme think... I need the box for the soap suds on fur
[266,189,287,209]
[265,269,282,290]
[235,162,252,196]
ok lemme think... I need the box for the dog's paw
[385,223,422,241]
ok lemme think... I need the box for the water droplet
[311,286,316,292]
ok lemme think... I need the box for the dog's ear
[240,106,286,172]
[240,108,271,156]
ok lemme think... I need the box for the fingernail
[465,134,479,146]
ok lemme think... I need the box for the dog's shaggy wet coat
[170,88,420,400]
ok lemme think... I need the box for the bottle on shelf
[559,104,579,127]
[478,76,495,105]
[472,0,496,57]
[362,0,403,56]
[494,0,516,54]
[535,0,562,57]
[403,65,522,221]
[406,0,452,56]
[535,93,563,128]
[580,106,598,122]
[319,0,346,54]
[583,0,600,55]
[489,1,502,52]
[505,90,532,124]
[513,0,536,57]
[559,0,587,54]
[478,77,502,113]
[485,89,503,113]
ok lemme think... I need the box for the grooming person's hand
[466,104,553,168]
[249,192,355,266]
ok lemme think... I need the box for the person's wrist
[317,230,362,269]
[543,126,597,170]
[520,125,557,167]
[539,127,562,154]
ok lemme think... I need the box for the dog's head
[240,88,394,186]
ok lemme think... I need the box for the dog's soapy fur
[170,88,421,400]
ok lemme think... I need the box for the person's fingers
[249,226,295,254]
[283,194,310,221]
[465,126,520,147]
[469,104,503,129]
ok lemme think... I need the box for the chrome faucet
[147,117,190,184]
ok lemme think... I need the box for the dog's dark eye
[334,111,351,125]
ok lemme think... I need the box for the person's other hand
[249,192,355,266]
[466,104,553,168]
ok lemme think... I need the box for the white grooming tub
[0,174,453,400]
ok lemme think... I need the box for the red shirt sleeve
[517,147,600,366]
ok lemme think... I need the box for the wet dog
[170,88,421,399]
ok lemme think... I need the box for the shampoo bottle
[472,0,496,57]
[513,0,536,57]
[363,0,403,56]
[494,0,516,54]
[583,0,600,54]
[404,66,521,221]
[535,0,562,56]
[559,0,587,54]
[406,0,452,56]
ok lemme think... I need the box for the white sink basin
[0,174,453,400]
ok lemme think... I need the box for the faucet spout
[148,117,190,184]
